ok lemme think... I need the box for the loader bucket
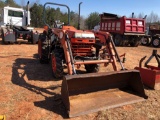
[61,70,148,117]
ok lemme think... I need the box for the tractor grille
[71,39,95,56]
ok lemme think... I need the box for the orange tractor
[38,2,147,117]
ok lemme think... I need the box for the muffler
[61,70,148,117]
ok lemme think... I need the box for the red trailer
[99,13,145,47]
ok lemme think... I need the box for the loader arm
[93,31,125,70]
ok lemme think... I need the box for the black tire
[51,49,63,78]
[22,34,27,40]
[141,37,151,46]
[114,34,123,46]
[15,32,18,43]
[130,40,140,47]
[29,31,34,44]
[85,64,99,73]
[38,34,49,64]
[151,38,160,48]
[130,36,140,47]
[1,29,5,44]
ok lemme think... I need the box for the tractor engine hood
[67,30,95,39]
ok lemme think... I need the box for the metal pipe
[77,2,82,30]
[110,35,125,70]
[132,12,134,18]
[66,34,76,74]
[143,15,147,19]
[74,59,113,65]
[27,1,29,11]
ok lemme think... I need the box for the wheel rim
[52,54,57,72]
[141,37,147,44]
[153,39,160,46]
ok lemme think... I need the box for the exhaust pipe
[132,12,134,18]
[143,15,147,19]
[27,1,29,11]
[77,2,83,30]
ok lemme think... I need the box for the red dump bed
[100,13,145,35]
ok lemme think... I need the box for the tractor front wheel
[51,49,63,79]
[85,64,99,73]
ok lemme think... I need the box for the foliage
[5,0,20,7]
[30,4,79,28]
[129,12,160,23]
[85,12,100,29]
[30,3,43,27]
[1,0,160,29]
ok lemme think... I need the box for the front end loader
[38,2,148,117]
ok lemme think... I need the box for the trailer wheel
[141,37,151,46]
[85,64,99,73]
[38,34,49,63]
[130,41,139,47]
[130,36,140,47]
[1,29,5,44]
[51,49,63,79]
[152,38,160,48]
[114,34,123,46]
[15,32,18,43]
[30,31,34,44]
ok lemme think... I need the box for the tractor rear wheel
[152,38,160,48]
[51,49,63,79]
[38,34,49,64]
[85,64,99,73]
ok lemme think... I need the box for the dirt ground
[0,39,160,120]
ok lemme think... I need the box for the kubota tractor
[38,2,147,118]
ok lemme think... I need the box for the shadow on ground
[11,54,68,118]
[0,39,37,45]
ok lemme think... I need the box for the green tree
[30,3,43,27]
[0,1,5,8]
[85,12,100,29]
[5,0,20,7]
